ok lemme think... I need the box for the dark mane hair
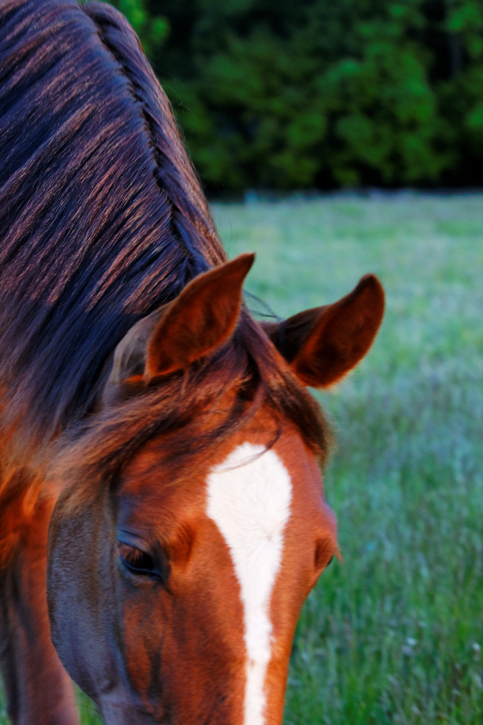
[0,0,329,479]
[0,0,224,453]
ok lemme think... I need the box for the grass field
[1,193,483,724]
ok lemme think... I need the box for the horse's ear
[145,253,254,378]
[104,254,254,402]
[263,275,384,388]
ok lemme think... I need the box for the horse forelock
[53,313,331,510]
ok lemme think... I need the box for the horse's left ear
[263,275,384,388]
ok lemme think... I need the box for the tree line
[111,0,483,191]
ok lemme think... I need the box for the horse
[0,1,385,723]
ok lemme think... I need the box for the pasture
[1,192,482,724]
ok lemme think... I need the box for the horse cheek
[47,490,118,703]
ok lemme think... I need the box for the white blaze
[206,443,292,725]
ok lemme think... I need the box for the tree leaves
[119,0,483,189]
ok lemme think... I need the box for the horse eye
[118,542,158,579]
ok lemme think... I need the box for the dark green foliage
[109,0,169,57]
[121,0,483,189]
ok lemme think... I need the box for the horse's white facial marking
[206,443,292,725]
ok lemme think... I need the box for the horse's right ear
[103,254,254,404]
[262,275,384,389]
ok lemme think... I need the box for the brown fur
[263,274,385,388]
[48,407,338,725]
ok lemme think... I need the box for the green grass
[214,192,483,724]
[1,193,482,723]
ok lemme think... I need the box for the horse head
[47,254,384,724]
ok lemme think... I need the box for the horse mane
[0,0,330,484]
[0,0,224,458]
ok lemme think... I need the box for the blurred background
[110,0,483,193]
